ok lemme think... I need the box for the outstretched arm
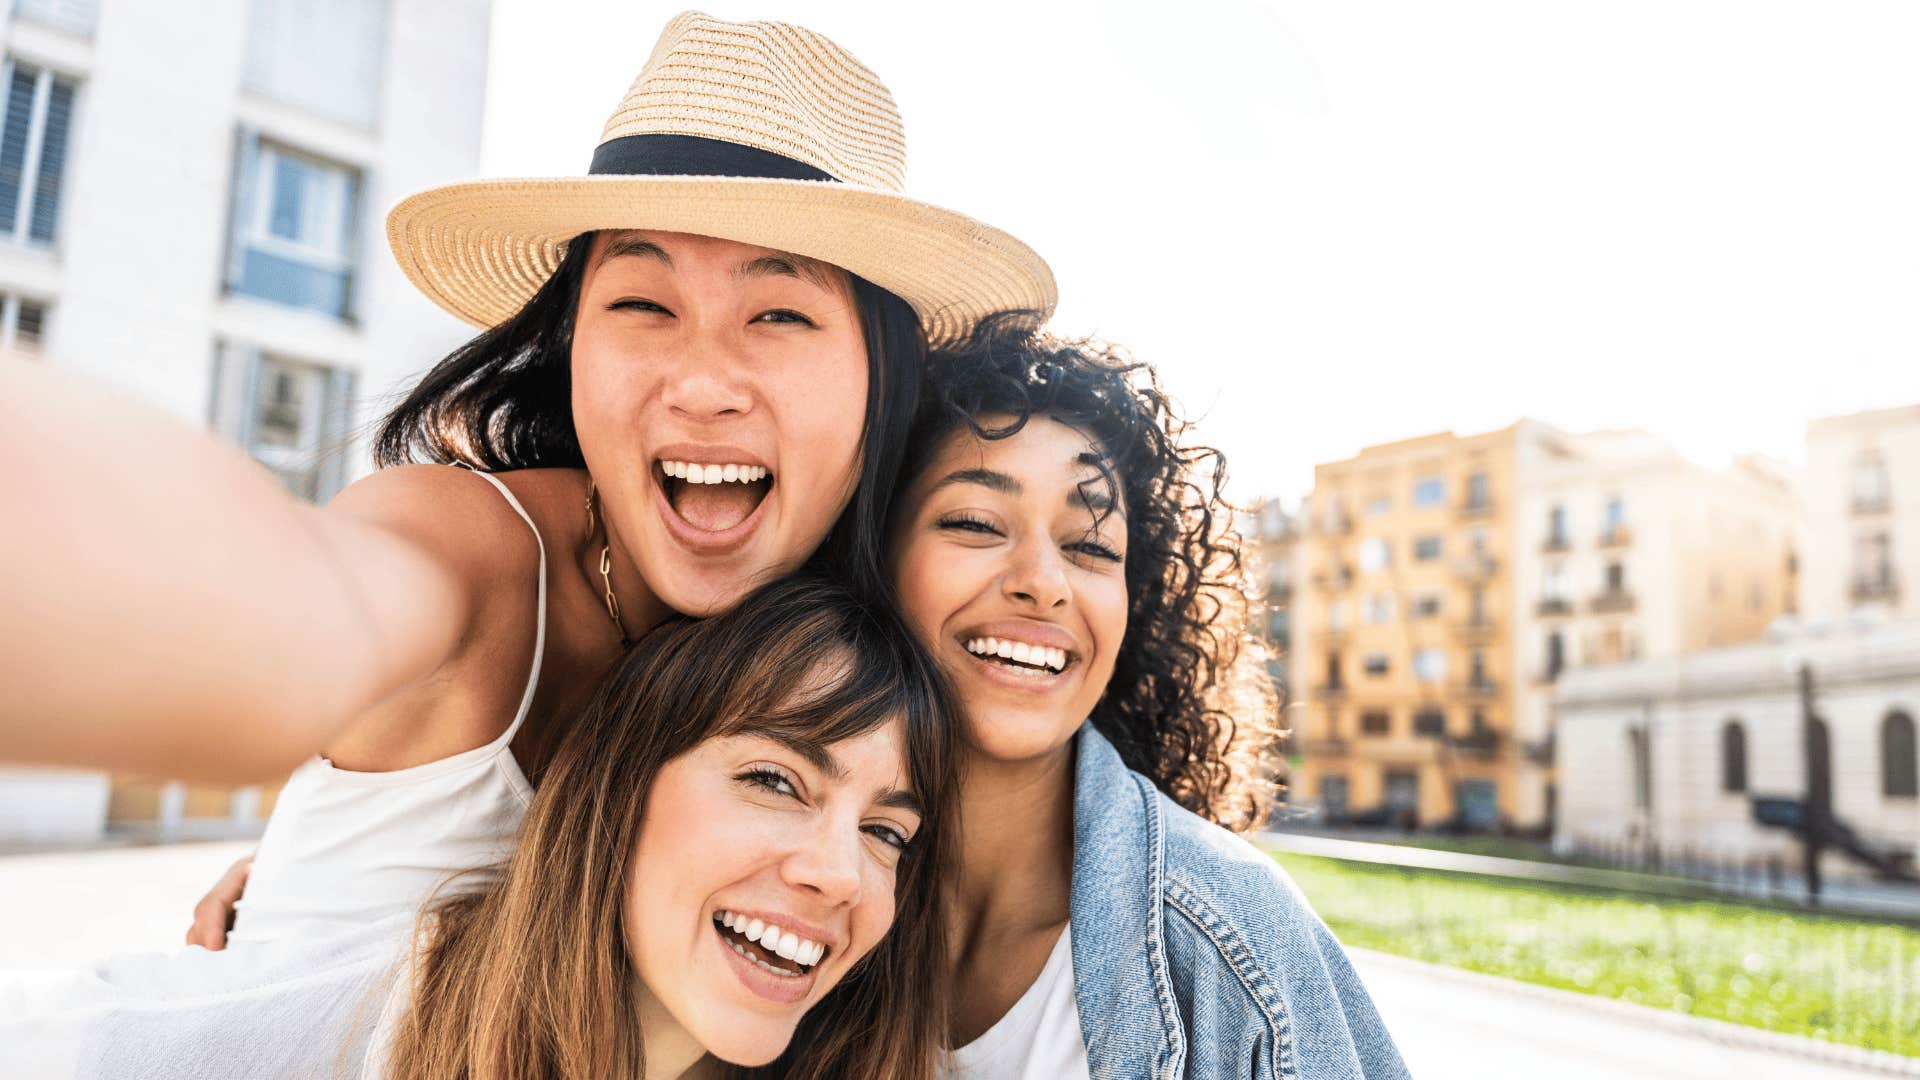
[0,359,471,784]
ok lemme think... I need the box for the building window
[1469,587,1486,623]
[1383,771,1419,820]
[1412,475,1446,508]
[228,135,360,318]
[1364,592,1396,625]
[1413,535,1443,561]
[1469,648,1490,686]
[1412,591,1444,620]
[1465,472,1490,510]
[1628,727,1652,810]
[1324,651,1343,690]
[243,0,389,130]
[1547,503,1568,547]
[1605,561,1626,593]
[1413,648,1448,683]
[1884,710,1917,799]
[1360,710,1391,736]
[1358,537,1391,572]
[1721,720,1748,794]
[1543,562,1568,602]
[1266,607,1289,647]
[1319,775,1349,819]
[211,344,357,502]
[1414,708,1446,737]
[1266,558,1291,594]
[1854,531,1896,601]
[1362,652,1390,677]
[1603,495,1626,540]
[1852,452,1891,513]
[1545,632,1565,680]
[0,59,77,247]
[0,291,47,354]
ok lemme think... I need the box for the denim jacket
[1068,726,1410,1080]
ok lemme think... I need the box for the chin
[966,711,1083,766]
[698,1027,793,1068]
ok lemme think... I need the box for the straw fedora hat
[386,10,1055,346]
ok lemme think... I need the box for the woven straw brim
[386,175,1056,347]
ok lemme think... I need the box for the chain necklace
[586,482,636,649]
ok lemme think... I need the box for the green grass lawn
[1273,852,1920,1058]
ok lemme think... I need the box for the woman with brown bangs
[2,575,958,1080]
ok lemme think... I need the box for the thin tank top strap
[457,466,548,744]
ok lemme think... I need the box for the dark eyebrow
[930,467,1021,497]
[763,732,923,816]
[1071,452,1117,514]
[735,253,837,292]
[596,233,673,269]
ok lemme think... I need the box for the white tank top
[228,470,547,946]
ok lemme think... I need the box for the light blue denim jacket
[1068,725,1410,1080]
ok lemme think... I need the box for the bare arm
[0,359,473,784]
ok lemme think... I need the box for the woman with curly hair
[888,316,1407,1079]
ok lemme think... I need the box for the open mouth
[712,910,827,979]
[659,459,774,534]
[963,636,1071,676]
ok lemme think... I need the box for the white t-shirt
[946,925,1092,1080]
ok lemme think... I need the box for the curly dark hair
[895,313,1284,831]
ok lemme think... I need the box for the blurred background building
[1285,420,1803,835]
[1555,404,1920,882]
[0,0,490,844]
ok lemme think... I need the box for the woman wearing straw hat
[0,9,1046,947]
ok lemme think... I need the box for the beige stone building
[1802,404,1920,622]
[1515,433,1800,827]
[1290,420,1800,834]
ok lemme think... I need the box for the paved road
[2,842,1911,1077]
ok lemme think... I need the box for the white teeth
[962,637,1069,672]
[714,911,826,970]
[659,460,769,485]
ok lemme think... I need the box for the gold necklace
[586,483,635,648]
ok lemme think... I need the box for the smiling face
[889,416,1131,765]
[572,230,870,616]
[623,719,920,1066]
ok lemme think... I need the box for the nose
[779,821,864,907]
[1001,535,1072,610]
[657,339,752,422]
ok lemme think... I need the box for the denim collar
[1069,723,1185,1077]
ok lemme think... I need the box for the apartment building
[1802,404,1920,622]
[0,0,491,842]
[1290,419,1799,834]
[1515,433,1800,827]
[1288,421,1562,831]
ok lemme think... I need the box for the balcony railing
[1541,534,1570,553]
[1300,734,1352,757]
[1853,572,1900,603]
[1590,589,1637,614]
[1459,678,1501,699]
[1453,553,1499,580]
[1449,729,1500,757]
[1312,565,1354,591]
[1599,525,1633,548]
[1853,493,1891,515]
[1314,683,1349,700]
[1535,597,1572,617]
[1454,617,1499,640]
[1537,661,1564,685]
[1458,498,1496,520]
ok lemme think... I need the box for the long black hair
[374,230,925,604]
[896,313,1284,831]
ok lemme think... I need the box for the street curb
[1348,947,1920,1077]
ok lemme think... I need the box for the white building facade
[1553,618,1920,883]
[0,0,491,842]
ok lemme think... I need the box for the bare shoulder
[324,464,563,592]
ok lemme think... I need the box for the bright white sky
[479,1,1920,504]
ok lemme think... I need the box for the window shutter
[28,76,73,243]
[0,62,36,236]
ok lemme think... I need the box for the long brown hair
[385,575,957,1079]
